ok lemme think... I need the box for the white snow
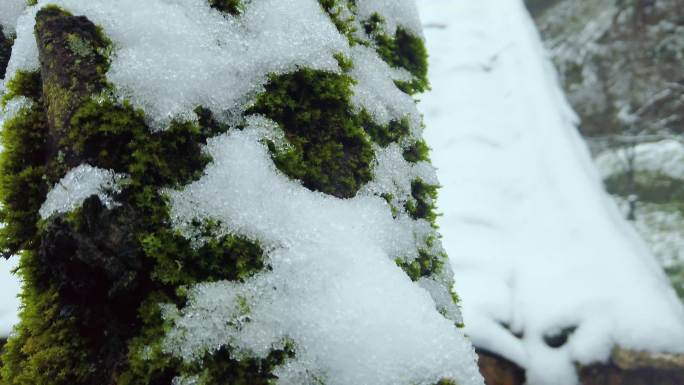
[0,0,26,36]
[164,119,482,385]
[5,0,349,129]
[39,164,126,219]
[355,0,423,36]
[418,0,684,384]
[350,45,423,136]
[361,143,438,211]
[0,256,21,337]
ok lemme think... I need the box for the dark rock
[475,346,684,385]
[476,349,526,385]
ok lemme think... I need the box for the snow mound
[418,0,684,384]
[165,120,482,385]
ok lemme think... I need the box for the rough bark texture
[476,347,684,385]
[34,6,109,166]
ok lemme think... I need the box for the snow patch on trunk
[165,121,483,385]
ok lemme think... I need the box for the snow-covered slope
[417,0,684,384]
[0,257,20,337]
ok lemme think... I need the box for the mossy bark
[0,3,449,385]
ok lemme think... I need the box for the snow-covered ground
[417,0,684,384]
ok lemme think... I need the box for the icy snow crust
[418,0,684,384]
[2,0,484,384]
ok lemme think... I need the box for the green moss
[361,111,411,147]
[402,139,431,163]
[66,98,217,189]
[143,225,266,286]
[318,0,358,44]
[66,33,95,57]
[1,70,43,106]
[396,248,447,282]
[405,179,439,225]
[0,71,49,258]
[208,0,242,15]
[249,69,374,199]
[182,344,295,385]
[115,293,180,385]
[0,252,96,385]
[363,13,429,94]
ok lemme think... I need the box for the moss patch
[248,69,375,199]
[397,248,447,282]
[402,139,431,163]
[318,0,358,44]
[143,222,266,286]
[0,251,96,385]
[0,71,49,259]
[405,179,439,225]
[363,13,429,94]
[208,0,242,15]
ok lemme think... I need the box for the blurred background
[532,0,684,301]
[418,0,684,383]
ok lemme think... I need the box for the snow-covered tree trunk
[0,1,482,385]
